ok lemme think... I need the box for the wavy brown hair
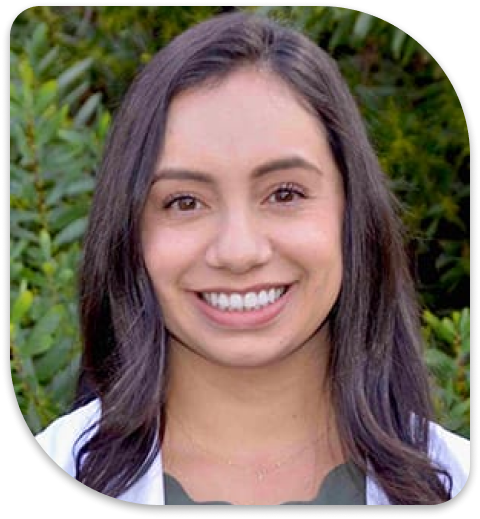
[75,12,452,503]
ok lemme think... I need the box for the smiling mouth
[197,285,291,313]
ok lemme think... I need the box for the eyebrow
[152,156,323,185]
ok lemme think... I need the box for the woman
[37,12,469,505]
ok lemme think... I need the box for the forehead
[160,68,330,171]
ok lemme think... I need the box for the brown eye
[164,195,200,211]
[177,196,197,211]
[268,184,306,205]
[274,189,296,203]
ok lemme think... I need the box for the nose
[205,210,273,274]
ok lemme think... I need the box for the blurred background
[10,6,469,438]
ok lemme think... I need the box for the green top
[164,462,366,505]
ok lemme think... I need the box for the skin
[141,68,345,504]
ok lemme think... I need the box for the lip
[191,283,295,329]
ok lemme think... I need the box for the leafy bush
[423,309,470,438]
[10,22,109,433]
[255,6,428,62]
[11,7,223,110]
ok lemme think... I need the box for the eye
[267,183,306,205]
[163,194,202,212]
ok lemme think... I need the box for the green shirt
[164,462,366,505]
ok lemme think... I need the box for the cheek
[142,226,206,290]
[273,212,343,267]
[288,222,343,309]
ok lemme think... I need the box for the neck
[164,332,338,459]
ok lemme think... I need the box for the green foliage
[12,7,223,109]
[423,309,470,438]
[255,7,433,66]
[10,22,108,433]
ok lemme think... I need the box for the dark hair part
[76,12,451,503]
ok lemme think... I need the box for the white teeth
[201,286,288,312]
[258,290,268,307]
[268,288,276,303]
[229,293,243,311]
[218,293,229,311]
[244,292,257,310]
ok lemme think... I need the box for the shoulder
[367,422,470,505]
[428,422,470,498]
[36,399,101,477]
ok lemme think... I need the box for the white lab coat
[36,399,470,505]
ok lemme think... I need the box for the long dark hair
[76,12,451,503]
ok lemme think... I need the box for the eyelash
[267,183,307,205]
[162,193,201,212]
[162,183,307,212]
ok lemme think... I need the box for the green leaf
[353,12,374,42]
[45,149,87,172]
[39,229,52,260]
[305,7,332,38]
[10,121,32,163]
[36,121,64,150]
[36,79,58,114]
[461,336,470,356]
[438,318,457,344]
[74,93,102,127]
[400,37,420,66]
[10,81,18,101]
[19,58,35,87]
[425,348,456,381]
[10,210,40,226]
[62,81,90,108]
[22,305,64,357]
[11,289,34,324]
[42,261,55,276]
[26,399,43,434]
[26,334,54,357]
[57,58,93,91]
[329,13,354,51]
[47,354,81,408]
[459,309,470,339]
[10,239,28,261]
[37,47,60,75]
[59,268,74,284]
[450,399,470,420]
[28,23,48,60]
[424,310,457,345]
[11,227,38,243]
[65,177,95,196]
[392,28,407,60]
[35,337,77,383]
[97,111,112,140]
[54,217,88,246]
[58,129,88,146]
[47,204,89,231]
[423,310,440,329]
[10,44,19,60]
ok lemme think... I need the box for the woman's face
[142,69,344,368]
